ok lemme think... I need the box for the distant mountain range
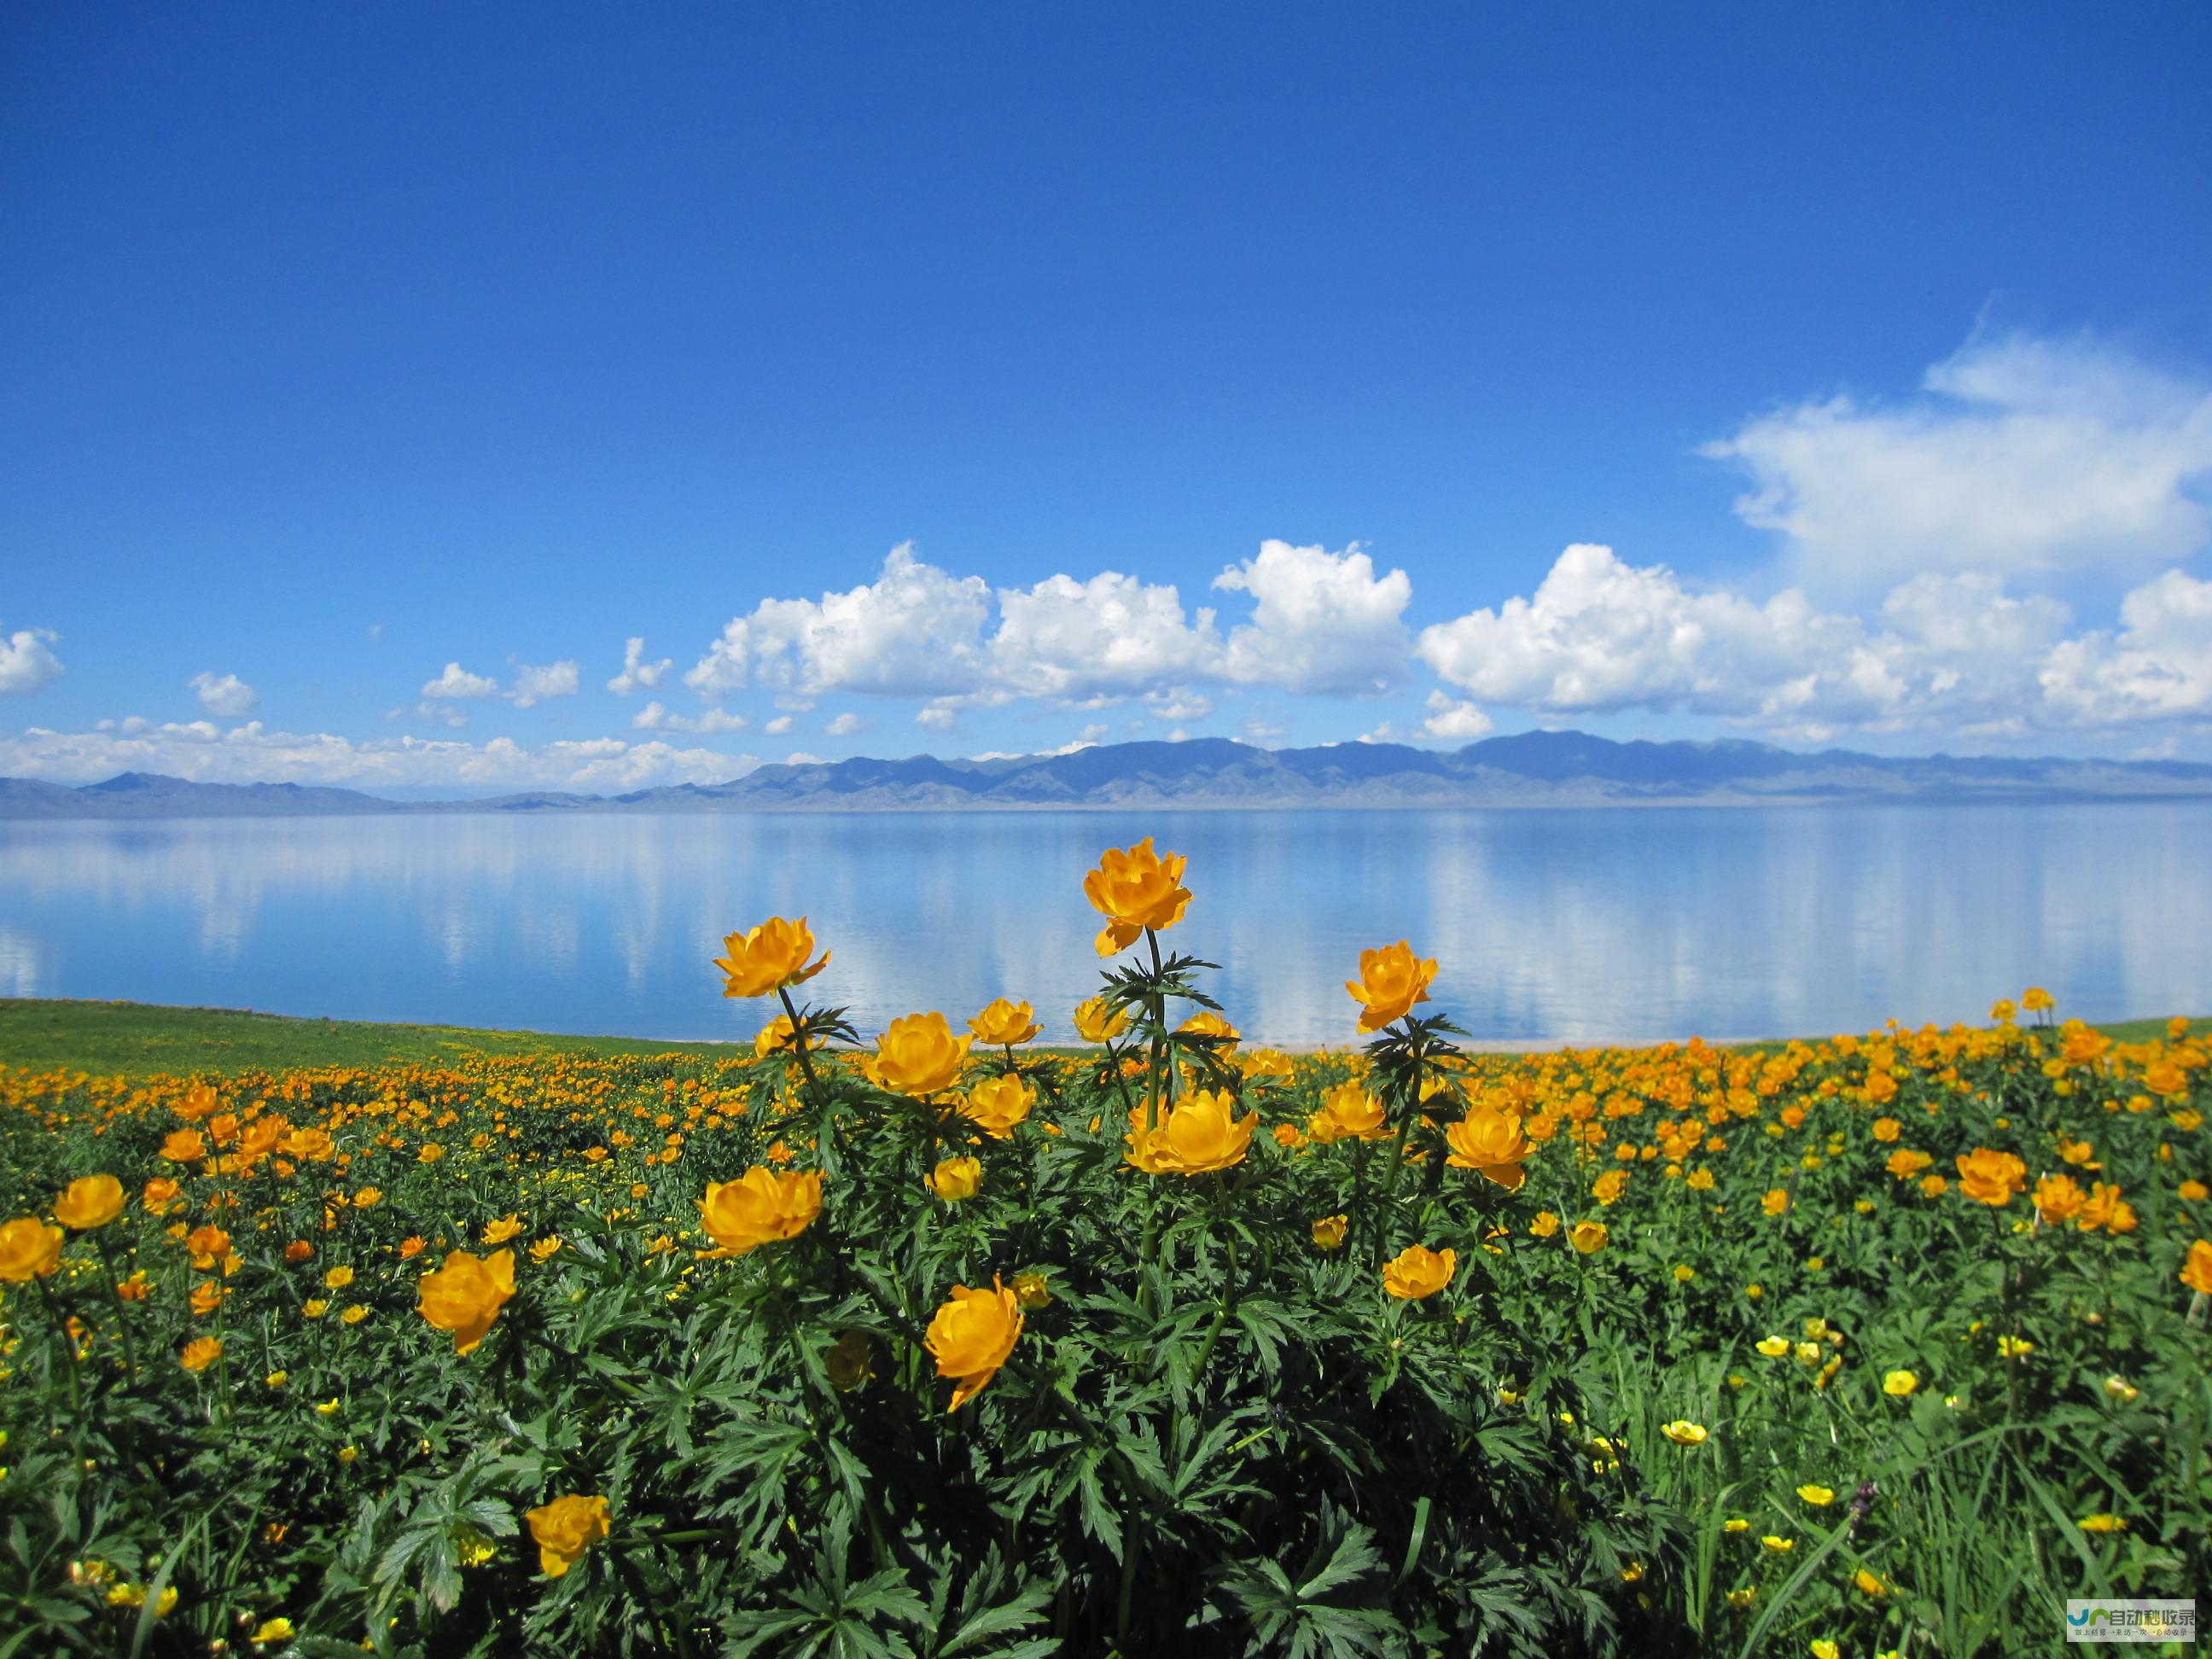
[3,731,2209,818]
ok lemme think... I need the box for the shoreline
[2,996,2197,1078]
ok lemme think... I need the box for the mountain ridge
[3,731,2207,818]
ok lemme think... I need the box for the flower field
[3,837,2209,1658]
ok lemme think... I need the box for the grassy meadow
[2,837,2209,1657]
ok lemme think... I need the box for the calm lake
[0,803,2206,1048]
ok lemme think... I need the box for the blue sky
[4,3,2210,791]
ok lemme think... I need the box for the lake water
[0,803,2207,1049]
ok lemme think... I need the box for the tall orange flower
[1073,995,1132,1044]
[416,1249,517,1355]
[875,1013,972,1097]
[2181,1239,2212,1295]
[1382,1243,1457,1300]
[1346,941,1437,1033]
[0,1218,63,1283]
[1124,1089,1256,1175]
[968,998,1041,1046]
[1082,837,1192,956]
[526,1495,610,1578]
[1445,1106,1534,1190]
[699,1168,823,1255]
[1956,1148,2028,1207]
[52,1175,125,1231]
[925,1277,1024,1411]
[713,917,830,999]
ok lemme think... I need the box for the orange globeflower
[416,1249,517,1355]
[1124,1089,1257,1175]
[179,1336,223,1373]
[1445,1105,1534,1190]
[52,1175,125,1231]
[184,1225,233,1271]
[1082,837,1193,957]
[1347,941,1438,1033]
[0,1218,64,1283]
[1177,1010,1242,1052]
[925,1277,1024,1411]
[1886,1148,1933,1180]
[1073,995,1132,1044]
[1307,1080,1389,1144]
[2034,1173,2087,1225]
[699,1167,823,1255]
[713,917,830,999]
[160,1128,207,1164]
[875,1013,972,1097]
[1956,1148,2028,1207]
[968,998,1041,1047]
[2079,1183,2136,1235]
[1382,1243,1457,1300]
[2181,1239,2212,1295]
[960,1074,1034,1139]
[526,1494,611,1579]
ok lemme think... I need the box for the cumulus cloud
[988,571,1218,697]
[764,714,794,736]
[0,624,65,695]
[824,712,864,736]
[422,661,500,700]
[632,701,748,734]
[680,539,1415,711]
[1420,690,1493,741]
[1703,333,2212,586]
[915,705,958,732]
[607,637,672,696]
[422,658,579,709]
[684,543,992,699]
[1417,543,2120,740]
[509,661,580,708]
[2041,569,2212,725]
[188,672,258,717]
[0,720,755,791]
[1214,540,1413,693]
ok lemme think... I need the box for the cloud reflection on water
[0,805,2207,1047]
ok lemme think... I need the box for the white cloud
[685,543,992,699]
[1214,540,1412,694]
[422,661,500,699]
[915,704,958,732]
[764,714,794,736]
[0,624,64,695]
[1146,690,1214,724]
[1421,690,1493,741]
[364,623,384,643]
[0,721,755,791]
[1416,543,2122,738]
[2041,569,2212,725]
[608,637,672,695]
[783,751,825,765]
[188,672,258,717]
[1703,333,2212,586]
[632,701,748,734]
[509,661,579,708]
[825,712,864,736]
[1417,544,1839,717]
[989,571,1218,697]
[1074,722,1109,745]
[420,659,579,708]
[679,538,1418,713]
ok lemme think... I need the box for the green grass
[0,998,742,1074]
[2,996,2203,1080]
